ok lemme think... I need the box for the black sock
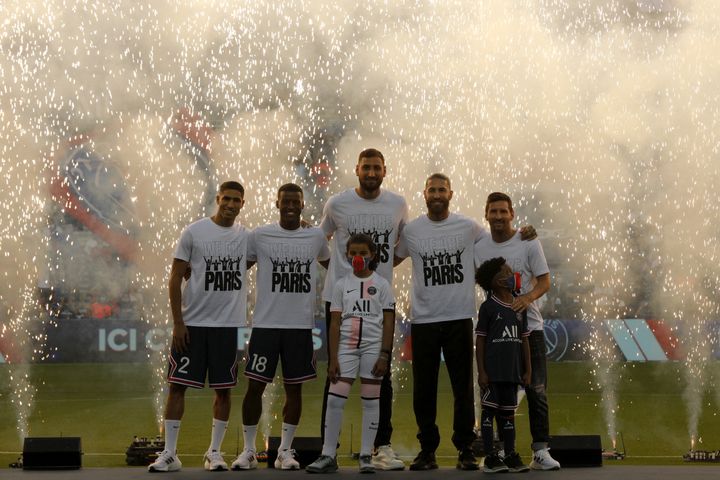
[481,409,495,455]
[500,415,516,454]
[495,415,504,450]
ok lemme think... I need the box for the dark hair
[219,181,244,196]
[485,192,512,213]
[346,233,379,271]
[475,257,506,293]
[358,148,385,164]
[426,173,451,189]
[278,183,303,197]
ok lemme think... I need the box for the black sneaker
[503,452,529,473]
[457,448,479,470]
[483,453,509,473]
[409,450,438,471]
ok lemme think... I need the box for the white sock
[242,424,258,452]
[321,394,347,457]
[209,418,228,452]
[360,398,379,456]
[279,422,297,451]
[164,420,181,454]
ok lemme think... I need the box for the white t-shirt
[320,188,408,302]
[247,223,330,329]
[173,217,249,327]
[330,272,395,349]
[474,230,550,331]
[396,213,487,324]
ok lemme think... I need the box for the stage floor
[4,466,720,480]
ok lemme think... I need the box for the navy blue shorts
[168,326,238,389]
[244,328,316,384]
[481,382,519,411]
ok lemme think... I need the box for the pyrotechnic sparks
[0,0,719,450]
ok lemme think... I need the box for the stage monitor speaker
[267,436,322,468]
[548,435,602,467]
[23,437,82,470]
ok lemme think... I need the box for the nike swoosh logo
[346,289,358,293]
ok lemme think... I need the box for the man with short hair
[148,181,248,473]
[474,192,559,471]
[395,173,482,471]
[396,177,536,471]
[232,183,330,471]
[319,148,409,470]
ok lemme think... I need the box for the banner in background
[10,317,705,364]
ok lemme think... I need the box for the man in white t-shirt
[149,181,249,473]
[319,148,409,470]
[474,192,559,471]
[232,183,330,471]
[395,173,483,471]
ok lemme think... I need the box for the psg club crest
[544,318,569,361]
[50,140,139,262]
[49,110,216,263]
[61,145,136,232]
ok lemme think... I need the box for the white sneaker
[274,449,300,470]
[204,450,228,471]
[231,449,258,470]
[372,445,405,471]
[148,450,182,472]
[530,448,561,470]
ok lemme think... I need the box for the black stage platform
[3,466,720,480]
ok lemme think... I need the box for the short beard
[426,200,449,216]
[359,178,382,192]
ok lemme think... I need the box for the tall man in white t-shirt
[319,148,409,470]
[395,173,483,471]
[474,192,559,471]
[148,181,249,473]
[232,183,330,471]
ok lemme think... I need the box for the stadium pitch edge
[3,465,720,480]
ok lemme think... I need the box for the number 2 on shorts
[177,356,190,374]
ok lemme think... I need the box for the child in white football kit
[306,233,396,474]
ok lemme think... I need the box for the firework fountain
[1,0,719,453]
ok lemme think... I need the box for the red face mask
[350,255,370,273]
[506,272,521,295]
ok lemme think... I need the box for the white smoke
[0,0,718,447]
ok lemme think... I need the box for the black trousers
[525,330,550,450]
[411,318,475,452]
[320,301,394,447]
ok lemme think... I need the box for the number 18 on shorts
[243,328,316,384]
